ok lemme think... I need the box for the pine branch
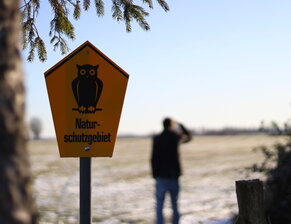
[112,0,123,21]
[19,0,33,10]
[20,0,170,62]
[129,5,150,31]
[20,0,47,62]
[83,0,90,10]
[48,0,75,55]
[142,0,153,9]
[156,0,169,11]
[73,1,81,19]
[95,0,104,16]
[122,2,149,32]
[35,37,47,62]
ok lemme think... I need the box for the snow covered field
[28,135,280,224]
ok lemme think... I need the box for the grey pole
[80,157,91,224]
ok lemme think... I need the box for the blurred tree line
[191,124,281,136]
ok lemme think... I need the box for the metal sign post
[80,157,91,224]
[44,41,129,223]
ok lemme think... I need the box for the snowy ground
[28,135,280,224]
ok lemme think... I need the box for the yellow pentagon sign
[44,41,129,157]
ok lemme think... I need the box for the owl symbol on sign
[72,64,103,113]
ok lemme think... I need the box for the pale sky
[24,0,291,137]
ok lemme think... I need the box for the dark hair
[163,118,172,129]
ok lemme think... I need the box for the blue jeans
[155,178,180,224]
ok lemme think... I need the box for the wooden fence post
[235,179,268,224]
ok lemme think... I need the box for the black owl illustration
[72,64,103,113]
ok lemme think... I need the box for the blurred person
[151,118,192,224]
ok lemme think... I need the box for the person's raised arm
[179,123,192,143]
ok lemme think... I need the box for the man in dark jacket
[151,118,192,224]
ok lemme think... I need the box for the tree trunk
[0,1,37,223]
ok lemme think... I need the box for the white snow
[28,135,277,223]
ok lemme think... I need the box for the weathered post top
[235,179,268,224]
